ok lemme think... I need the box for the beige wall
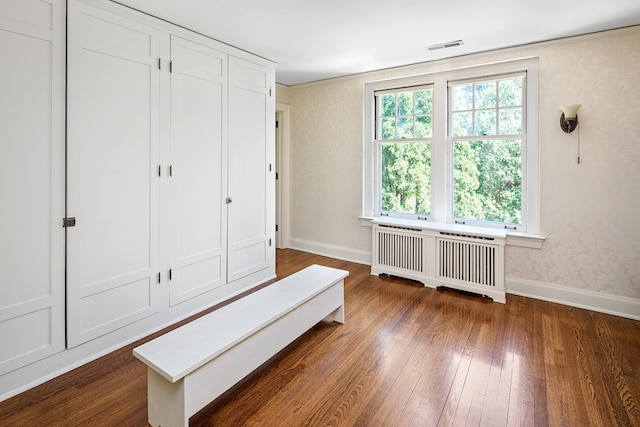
[281,27,640,303]
[276,83,291,105]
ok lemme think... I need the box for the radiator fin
[377,231,424,273]
[438,239,496,288]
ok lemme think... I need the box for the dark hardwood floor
[1,249,639,426]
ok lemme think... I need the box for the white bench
[133,264,348,427]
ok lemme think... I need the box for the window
[363,59,539,234]
[376,86,433,217]
[449,74,525,227]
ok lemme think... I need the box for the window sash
[448,73,527,138]
[375,86,434,141]
[377,139,432,218]
[449,137,525,229]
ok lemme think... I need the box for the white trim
[363,57,540,235]
[288,238,371,265]
[360,216,544,249]
[507,278,640,321]
[505,231,544,249]
[275,103,290,249]
[282,244,637,321]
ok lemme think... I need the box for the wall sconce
[560,104,582,163]
[560,104,581,133]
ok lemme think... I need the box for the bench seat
[133,264,348,427]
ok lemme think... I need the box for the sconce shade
[560,104,581,134]
[560,104,582,119]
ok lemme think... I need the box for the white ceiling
[114,0,640,86]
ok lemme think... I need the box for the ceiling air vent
[425,40,464,51]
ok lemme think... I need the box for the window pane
[415,115,432,138]
[381,142,431,215]
[397,92,413,116]
[475,110,496,136]
[397,117,413,138]
[452,84,473,111]
[451,111,473,137]
[380,94,396,116]
[475,81,497,109]
[381,117,396,139]
[376,87,433,141]
[415,89,433,114]
[499,108,522,135]
[499,78,523,107]
[453,139,522,224]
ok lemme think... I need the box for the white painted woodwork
[0,0,65,375]
[227,56,275,282]
[133,265,348,427]
[371,217,507,303]
[66,0,161,347]
[0,0,276,399]
[168,35,227,306]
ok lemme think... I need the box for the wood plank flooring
[1,249,639,426]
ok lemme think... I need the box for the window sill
[359,216,544,249]
[505,231,545,249]
[359,216,375,227]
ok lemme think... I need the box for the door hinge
[268,163,272,172]
[170,60,173,73]
[158,165,162,177]
[168,268,172,281]
[157,272,161,284]
[269,238,272,247]
[276,224,278,232]
[158,58,161,70]
[276,120,279,128]
[276,172,279,180]
[169,165,173,177]
[62,217,76,228]
[269,87,272,97]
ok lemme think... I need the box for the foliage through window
[449,75,525,226]
[376,87,433,216]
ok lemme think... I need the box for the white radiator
[373,224,426,282]
[371,219,506,303]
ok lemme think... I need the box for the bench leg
[147,368,189,427]
[326,303,345,323]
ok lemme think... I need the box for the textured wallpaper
[282,27,640,300]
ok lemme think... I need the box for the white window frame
[362,58,540,236]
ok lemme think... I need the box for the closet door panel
[169,36,227,306]
[66,0,160,347]
[0,0,65,375]
[227,57,275,282]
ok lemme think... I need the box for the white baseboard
[288,238,371,265]
[507,278,640,321]
[285,240,640,321]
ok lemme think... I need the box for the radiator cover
[371,219,506,303]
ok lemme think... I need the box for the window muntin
[449,75,524,137]
[376,86,433,216]
[377,87,433,140]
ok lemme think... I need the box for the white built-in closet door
[66,0,160,347]
[227,57,275,282]
[0,0,65,375]
[168,36,227,306]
